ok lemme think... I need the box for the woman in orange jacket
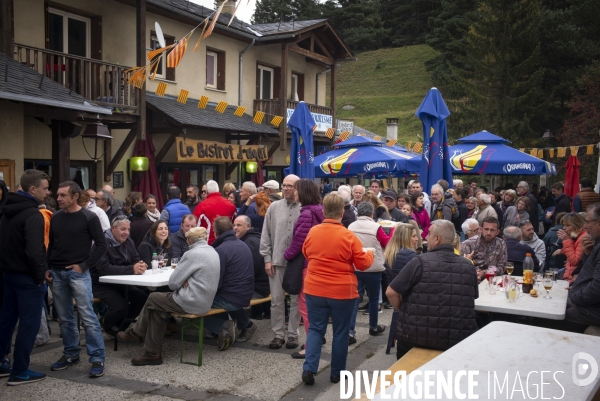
[555,212,587,282]
[301,193,374,386]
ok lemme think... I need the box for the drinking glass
[486,268,496,295]
[171,257,179,269]
[543,278,553,299]
[505,262,514,277]
[158,255,164,268]
[534,273,542,291]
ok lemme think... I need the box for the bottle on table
[151,253,158,274]
[522,253,534,294]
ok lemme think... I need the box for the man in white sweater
[117,227,220,365]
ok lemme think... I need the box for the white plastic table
[99,268,174,350]
[475,277,569,320]
[374,321,600,400]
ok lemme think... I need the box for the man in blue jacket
[0,170,50,385]
[206,217,255,351]
[160,186,191,233]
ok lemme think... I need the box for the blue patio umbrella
[314,143,420,178]
[287,102,316,179]
[449,130,556,175]
[417,88,453,192]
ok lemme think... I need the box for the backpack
[437,197,460,223]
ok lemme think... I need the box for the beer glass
[543,277,553,299]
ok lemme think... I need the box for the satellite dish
[155,22,166,48]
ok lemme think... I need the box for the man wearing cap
[263,180,282,202]
[381,190,408,223]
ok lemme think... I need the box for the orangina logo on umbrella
[450,145,495,173]
[319,149,359,175]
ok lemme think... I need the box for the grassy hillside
[327,45,438,145]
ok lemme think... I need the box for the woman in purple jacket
[284,179,325,359]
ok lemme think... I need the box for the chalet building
[0,0,353,200]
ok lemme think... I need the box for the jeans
[350,272,382,334]
[204,295,250,334]
[0,272,46,375]
[50,269,105,363]
[304,294,356,378]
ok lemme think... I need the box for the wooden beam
[0,0,13,56]
[23,105,137,123]
[280,43,288,151]
[313,35,334,61]
[310,35,314,52]
[106,128,137,177]
[225,162,238,180]
[104,138,112,181]
[136,0,146,141]
[149,126,180,135]
[330,62,336,147]
[51,120,71,194]
[106,123,136,130]
[289,45,333,65]
[155,131,178,164]
[267,141,280,158]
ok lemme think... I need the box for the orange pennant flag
[413,143,423,153]
[167,37,188,69]
[155,82,167,96]
[234,106,246,116]
[387,139,397,147]
[198,96,209,109]
[148,44,173,61]
[570,146,579,156]
[204,2,225,38]
[177,89,189,104]
[270,116,284,127]
[253,111,265,124]
[557,147,567,157]
[587,145,594,155]
[537,149,544,158]
[549,149,555,158]
[325,127,335,139]
[339,131,350,141]
[373,136,382,141]
[530,148,538,156]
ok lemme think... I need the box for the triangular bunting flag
[167,37,188,68]
[537,149,544,158]
[325,127,335,139]
[570,146,579,156]
[147,44,173,61]
[234,106,246,116]
[204,2,225,38]
[155,82,167,96]
[339,131,350,141]
[549,149,555,158]
[198,96,209,109]
[387,139,397,147]
[253,111,265,124]
[177,89,189,104]
[587,145,595,155]
[558,147,567,157]
[519,148,525,153]
[530,148,538,156]
[215,101,228,113]
[270,116,284,127]
[413,143,423,153]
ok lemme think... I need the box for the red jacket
[193,192,236,244]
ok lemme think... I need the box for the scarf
[146,209,161,222]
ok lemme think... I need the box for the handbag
[282,211,315,295]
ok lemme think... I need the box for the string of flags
[519,144,598,158]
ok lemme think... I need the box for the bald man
[101,184,124,210]
[259,174,301,350]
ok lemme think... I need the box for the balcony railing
[254,99,332,121]
[13,43,138,113]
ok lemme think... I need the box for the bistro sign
[176,138,268,163]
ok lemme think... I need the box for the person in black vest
[129,203,153,249]
[386,219,479,359]
[90,216,149,337]
[170,214,197,259]
[551,183,571,215]
[0,170,50,385]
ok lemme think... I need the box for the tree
[442,0,548,143]
[252,0,322,24]
[380,0,442,47]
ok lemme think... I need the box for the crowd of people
[1,170,600,387]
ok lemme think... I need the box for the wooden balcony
[253,99,332,120]
[13,43,138,114]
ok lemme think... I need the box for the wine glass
[505,262,514,278]
[171,257,179,269]
[157,254,164,269]
[543,277,553,299]
[486,267,496,295]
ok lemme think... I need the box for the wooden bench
[172,295,272,366]
[355,347,443,400]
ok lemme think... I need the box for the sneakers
[269,337,285,349]
[236,322,258,342]
[286,336,299,349]
[348,335,357,345]
[0,358,11,378]
[357,304,369,311]
[7,369,46,386]
[369,325,386,336]
[363,305,383,314]
[89,362,104,378]
[302,370,315,385]
[117,328,143,343]
[131,352,163,366]
[217,320,236,351]
[383,302,394,309]
[51,356,80,371]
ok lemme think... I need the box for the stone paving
[4,308,396,400]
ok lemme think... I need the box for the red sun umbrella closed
[132,133,164,210]
[564,155,581,198]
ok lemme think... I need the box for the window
[205,49,225,90]
[48,8,90,57]
[258,65,274,99]
[149,31,176,81]
[291,72,304,101]
[291,74,298,101]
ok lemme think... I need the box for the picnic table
[474,277,570,320]
[374,321,600,400]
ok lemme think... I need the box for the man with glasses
[461,218,481,240]
[461,216,507,282]
[370,180,382,198]
[516,181,540,234]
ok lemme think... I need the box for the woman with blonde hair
[222,182,236,198]
[501,189,517,213]
[384,223,419,280]
[466,196,478,218]
[123,191,143,218]
[554,212,587,282]
[362,191,390,221]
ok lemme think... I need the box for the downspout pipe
[239,39,256,106]
[315,69,330,105]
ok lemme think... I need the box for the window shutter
[90,16,102,60]
[297,73,304,101]
[273,67,281,101]
[166,36,175,81]
[217,51,225,90]
[256,65,260,99]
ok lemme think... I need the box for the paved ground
[4,307,397,400]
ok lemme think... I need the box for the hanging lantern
[130,156,149,172]
[246,161,258,174]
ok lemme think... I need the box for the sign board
[337,119,354,135]
[286,108,332,132]
[176,138,268,163]
[113,171,124,189]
